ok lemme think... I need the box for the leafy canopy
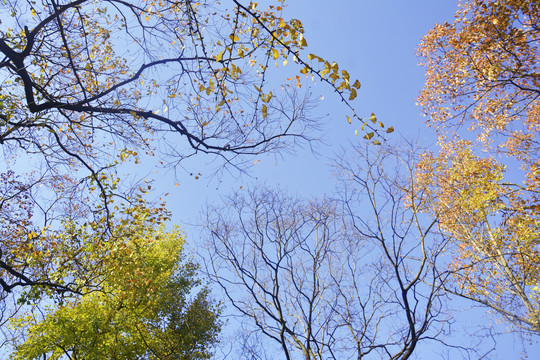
[10,207,221,360]
[417,0,540,334]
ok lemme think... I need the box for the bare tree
[201,142,466,359]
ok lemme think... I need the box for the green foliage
[10,223,221,360]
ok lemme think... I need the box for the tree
[0,0,378,308]
[417,0,540,334]
[201,142,459,360]
[0,0,376,170]
[0,1,397,357]
[9,202,221,360]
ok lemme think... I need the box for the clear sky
[143,1,540,358]
[2,1,538,358]
[167,1,460,222]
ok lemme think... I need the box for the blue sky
[144,1,539,357]
[169,1,460,221]
[2,1,538,358]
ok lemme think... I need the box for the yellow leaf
[300,67,309,74]
[347,116,351,124]
[353,80,361,89]
[272,48,279,60]
[331,62,338,72]
[349,88,357,101]
[279,19,286,28]
[307,53,317,61]
[299,34,308,47]
[386,126,394,133]
[364,132,374,140]
[355,129,358,136]
[373,140,381,145]
[369,113,377,123]
[262,104,268,118]
[216,51,223,62]
[229,34,240,42]
[145,15,150,22]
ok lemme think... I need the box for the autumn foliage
[0,0,381,357]
[11,208,221,359]
[417,0,540,333]
[0,0,377,296]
